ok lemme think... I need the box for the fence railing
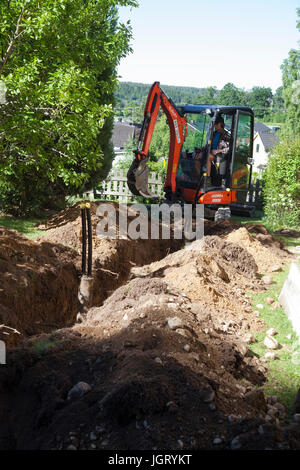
[82,168,164,202]
[247,179,265,210]
[81,168,264,209]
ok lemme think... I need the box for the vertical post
[81,204,87,274]
[86,203,92,276]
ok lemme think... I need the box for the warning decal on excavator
[174,120,181,144]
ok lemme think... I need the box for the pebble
[265,297,275,305]
[256,304,264,310]
[231,436,241,450]
[100,439,109,447]
[167,317,183,330]
[177,439,184,449]
[271,301,281,309]
[209,403,216,411]
[199,385,215,403]
[67,382,91,401]
[265,351,276,360]
[258,425,264,434]
[270,265,281,272]
[266,327,277,336]
[183,344,191,352]
[213,437,222,445]
[287,334,293,340]
[244,333,255,344]
[262,275,273,286]
[90,432,97,441]
[264,335,279,350]
[154,357,163,365]
[67,445,77,450]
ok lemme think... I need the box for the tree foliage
[218,82,246,106]
[264,138,300,229]
[0,0,137,215]
[281,8,300,135]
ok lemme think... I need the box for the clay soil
[0,202,299,451]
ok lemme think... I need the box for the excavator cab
[127,82,255,215]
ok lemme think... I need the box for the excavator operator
[193,115,231,186]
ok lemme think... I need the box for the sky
[117,0,300,92]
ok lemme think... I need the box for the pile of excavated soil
[0,228,79,347]
[225,227,290,273]
[128,236,265,332]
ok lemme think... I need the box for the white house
[253,123,279,173]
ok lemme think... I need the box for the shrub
[264,138,300,229]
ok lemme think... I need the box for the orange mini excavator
[127,82,256,219]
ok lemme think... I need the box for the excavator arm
[127,82,187,199]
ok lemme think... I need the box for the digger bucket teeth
[127,159,156,198]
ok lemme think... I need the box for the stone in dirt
[264,335,279,350]
[67,382,91,401]
[271,301,281,309]
[262,276,273,286]
[265,297,275,305]
[265,352,276,360]
[266,328,277,336]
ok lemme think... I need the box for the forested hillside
[115,81,286,123]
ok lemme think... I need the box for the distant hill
[115,81,207,106]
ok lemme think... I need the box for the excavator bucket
[127,158,156,198]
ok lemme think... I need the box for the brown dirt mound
[225,227,288,273]
[128,236,265,331]
[0,228,79,347]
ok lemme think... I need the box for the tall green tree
[281,8,300,135]
[0,0,137,214]
[218,82,246,106]
[247,86,273,118]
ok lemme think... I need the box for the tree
[281,9,300,135]
[218,83,246,106]
[264,138,300,229]
[0,0,138,215]
[196,87,218,104]
[247,86,273,119]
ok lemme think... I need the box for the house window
[256,144,260,153]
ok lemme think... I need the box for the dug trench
[0,202,300,450]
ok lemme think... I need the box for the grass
[0,215,46,239]
[248,261,300,418]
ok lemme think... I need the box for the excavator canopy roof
[180,104,254,116]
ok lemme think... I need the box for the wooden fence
[81,168,264,209]
[82,168,164,201]
[247,179,265,210]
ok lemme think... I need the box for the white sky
[117,0,300,92]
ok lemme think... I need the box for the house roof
[254,122,279,151]
[112,123,140,149]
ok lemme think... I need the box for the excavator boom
[127,82,187,198]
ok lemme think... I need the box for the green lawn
[0,215,46,239]
[248,261,300,419]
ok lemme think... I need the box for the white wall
[253,133,268,172]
